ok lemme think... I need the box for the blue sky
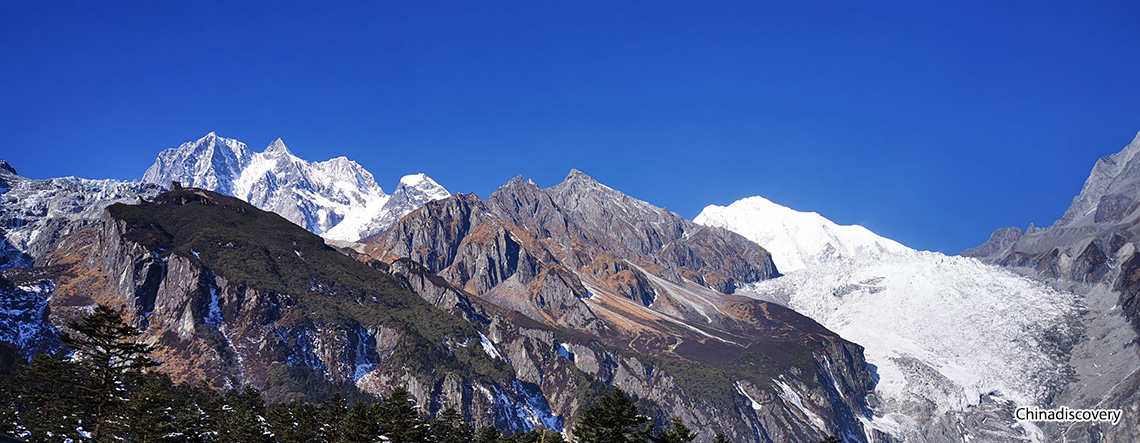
[2,1,1139,253]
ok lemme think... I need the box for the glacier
[699,196,1082,442]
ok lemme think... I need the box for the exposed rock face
[487,173,778,292]
[964,131,1140,443]
[967,132,1140,292]
[141,133,449,241]
[959,225,1025,259]
[19,188,579,433]
[0,160,161,262]
[0,272,60,357]
[367,171,877,442]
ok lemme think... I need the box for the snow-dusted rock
[142,132,450,241]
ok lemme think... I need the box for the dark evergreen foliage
[60,304,160,441]
[652,418,697,443]
[571,388,652,443]
[0,302,774,443]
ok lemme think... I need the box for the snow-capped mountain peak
[264,138,291,156]
[142,132,251,195]
[699,194,1081,441]
[694,195,908,272]
[397,173,449,199]
[143,133,449,241]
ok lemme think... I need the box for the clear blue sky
[3,1,1139,253]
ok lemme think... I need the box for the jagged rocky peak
[367,177,869,441]
[550,168,620,200]
[263,137,291,156]
[143,132,251,195]
[142,132,449,241]
[0,159,16,175]
[0,159,18,190]
[965,131,1140,277]
[1055,130,1140,227]
[958,129,1140,442]
[960,225,1025,258]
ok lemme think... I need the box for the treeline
[0,306,725,443]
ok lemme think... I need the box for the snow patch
[479,332,505,361]
[556,342,574,361]
[774,379,828,432]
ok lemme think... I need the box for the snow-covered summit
[699,194,1080,441]
[398,173,450,200]
[142,133,450,241]
[323,173,451,242]
[694,195,909,272]
[142,132,251,195]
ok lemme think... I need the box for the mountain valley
[2,132,1139,442]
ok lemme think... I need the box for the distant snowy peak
[694,195,909,272]
[397,173,450,201]
[322,173,451,242]
[142,132,251,194]
[142,132,448,241]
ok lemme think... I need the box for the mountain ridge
[142,132,450,241]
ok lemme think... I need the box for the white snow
[479,332,505,361]
[708,194,1081,439]
[695,195,909,273]
[143,133,450,242]
[735,382,763,410]
[774,379,828,432]
[556,342,574,361]
[205,283,223,326]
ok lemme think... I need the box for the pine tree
[212,386,271,443]
[318,392,350,442]
[377,387,427,443]
[341,401,381,442]
[0,342,24,437]
[14,353,86,441]
[60,304,159,440]
[118,373,181,442]
[652,418,696,443]
[431,407,473,443]
[267,400,322,443]
[167,382,216,443]
[710,433,732,443]
[571,388,651,443]
[476,424,503,443]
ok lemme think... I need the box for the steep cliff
[30,188,570,432]
[964,131,1140,443]
[366,172,879,442]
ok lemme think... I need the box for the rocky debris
[963,131,1140,443]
